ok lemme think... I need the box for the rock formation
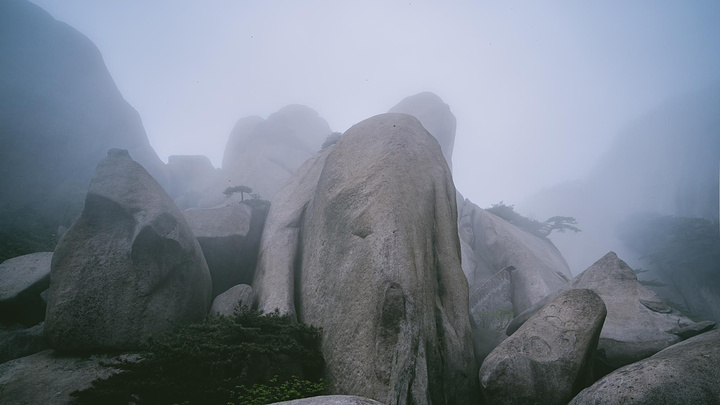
[569,329,720,404]
[269,396,385,405]
[44,149,211,352]
[0,323,46,365]
[221,105,333,202]
[388,92,457,170]
[0,252,52,326]
[253,114,477,404]
[480,289,607,405]
[0,0,166,237]
[209,284,253,317]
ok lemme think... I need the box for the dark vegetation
[486,201,580,239]
[72,308,325,405]
[320,132,342,151]
[224,185,253,201]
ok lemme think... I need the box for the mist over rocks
[254,113,477,404]
[44,149,212,352]
[480,289,607,405]
[388,92,457,170]
[221,105,333,202]
[0,0,166,236]
[165,155,223,210]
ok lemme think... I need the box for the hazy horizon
[28,0,720,209]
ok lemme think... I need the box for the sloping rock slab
[480,289,607,405]
[569,329,720,405]
[0,252,52,325]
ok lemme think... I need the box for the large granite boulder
[44,149,212,352]
[0,349,125,405]
[0,252,52,326]
[270,396,384,405]
[254,114,477,404]
[480,289,607,405]
[209,284,253,317]
[509,252,713,373]
[0,0,166,236]
[183,203,264,298]
[458,196,571,319]
[569,329,720,405]
[221,105,333,202]
[388,92,457,170]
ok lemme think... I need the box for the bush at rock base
[71,307,324,405]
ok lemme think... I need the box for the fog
[27,0,720,209]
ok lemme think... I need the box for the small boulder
[0,323,47,365]
[44,149,212,352]
[480,289,607,405]
[569,329,720,405]
[269,396,384,405]
[210,284,253,317]
[0,252,52,326]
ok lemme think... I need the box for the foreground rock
[509,252,711,372]
[254,114,477,404]
[480,289,607,405]
[0,323,47,364]
[270,396,384,405]
[210,284,253,317]
[183,203,262,298]
[0,349,123,405]
[45,149,212,352]
[0,252,52,326]
[569,329,720,404]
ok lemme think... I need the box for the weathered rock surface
[569,329,720,405]
[210,284,253,317]
[0,323,47,364]
[480,289,607,405]
[458,195,571,320]
[0,0,166,235]
[165,154,222,209]
[44,149,212,352]
[510,252,710,373]
[222,105,333,202]
[388,92,457,170]
[0,349,123,405]
[183,203,261,298]
[270,396,385,405]
[254,114,477,404]
[0,252,52,326]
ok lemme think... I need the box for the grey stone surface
[270,396,385,405]
[0,252,52,325]
[388,91,457,170]
[569,329,720,405]
[0,349,124,405]
[480,289,607,405]
[458,195,571,319]
[210,284,253,317]
[255,113,477,405]
[0,0,166,234]
[221,105,332,202]
[0,323,47,364]
[44,149,212,352]
[183,204,257,298]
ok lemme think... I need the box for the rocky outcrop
[569,329,720,405]
[509,252,712,374]
[210,284,253,317]
[254,114,477,404]
[480,289,607,405]
[0,252,52,326]
[0,323,47,365]
[183,203,262,298]
[222,105,333,202]
[0,0,166,236]
[270,396,385,405]
[458,196,571,320]
[388,92,457,170]
[44,149,212,352]
[0,349,124,405]
[165,155,222,209]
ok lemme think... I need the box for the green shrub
[71,308,324,405]
[486,201,580,239]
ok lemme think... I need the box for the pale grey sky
[29,0,720,208]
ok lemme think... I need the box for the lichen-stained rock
[0,252,52,326]
[569,329,720,405]
[44,149,212,352]
[210,284,253,317]
[480,289,607,405]
[254,114,477,405]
